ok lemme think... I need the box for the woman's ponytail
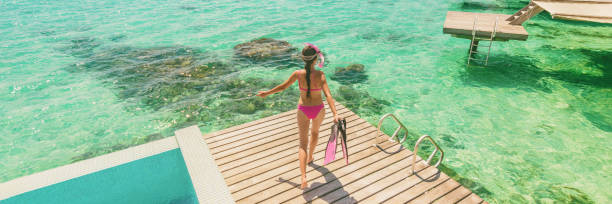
[304,60,313,98]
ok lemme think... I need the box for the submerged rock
[179,5,198,11]
[59,37,101,58]
[234,38,296,60]
[68,46,238,110]
[233,38,301,69]
[108,34,126,42]
[335,85,390,115]
[331,63,368,84]
[540,185,595,203]
[40,30,56,36]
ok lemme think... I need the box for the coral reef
[234,38,296,60]
[334,85,390,116]
[233,38,301,69]
[330,64,368,84]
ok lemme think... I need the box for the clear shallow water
[0,0,610,203]
[2,149,197,203]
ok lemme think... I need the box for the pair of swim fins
[324,119,348,165]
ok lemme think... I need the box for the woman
[257,43,341,189]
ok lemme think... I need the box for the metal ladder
[467,16,499,66]
[373,113,444,174]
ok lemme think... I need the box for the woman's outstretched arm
[321,73,341,122]
[257,71,298,98]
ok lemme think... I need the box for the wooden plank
[258,142,407,203]
[382,175,450,204]
[236,141,399,203]
[217,114,366,172]
[443,11,529,41]
[212,108,352,160]
[214,112,361,164]
[207,103,348,148]
[230,129,384,201]
[534,1,612,22]
[281,146,417,203]
[207,106,346,148]
[219,117,374,178]
[384,166,452,204]
[227,127,381,193]
[205,101,342,143]
[309,155,422,204]
[408,178,462,204]
[203,101,343,141]
[203,109,295,140]
[210,107,350,155]
[331,162,432,204]
[457,193,485,204]
[223,123,376,187]
[433,186,474,204]
[353,162,442,203]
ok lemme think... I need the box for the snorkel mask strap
[304,43,324,68]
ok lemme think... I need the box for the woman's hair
[301,46,317,98]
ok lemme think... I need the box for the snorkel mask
[303,43,325,68]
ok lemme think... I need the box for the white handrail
[373,113,408,153]
[412,135,444,174]
[374,114,445,175]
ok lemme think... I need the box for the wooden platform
[534,0,612,24]
[202,102,487,203]
[443,11,529,41]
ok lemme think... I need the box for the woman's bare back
[296,69,324,106]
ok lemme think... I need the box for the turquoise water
[2,149,197,203]
[0,0,610,203]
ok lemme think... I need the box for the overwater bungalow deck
[202,102,487,203]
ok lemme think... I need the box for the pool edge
[175,125,235,204]
[0,137,178,200]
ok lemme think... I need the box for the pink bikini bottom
[297,104,324,119]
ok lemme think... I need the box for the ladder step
[468,58,487,61]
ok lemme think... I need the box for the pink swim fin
[324,124,338,165]
[338,119,348,165]
[324,119,349,165]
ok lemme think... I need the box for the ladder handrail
[484,16,499,65]
[373,113,408,154]
[491,16,499,39]
[471,16,478,36]
[412,134,445,174]
[373,113,445,175]
[468,16,479,65]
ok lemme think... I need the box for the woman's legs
[308,108,325,163]
[296,110,310,189]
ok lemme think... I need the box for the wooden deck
[202,103,487,203]
[443,11,529,41]
[534,0,612,24]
